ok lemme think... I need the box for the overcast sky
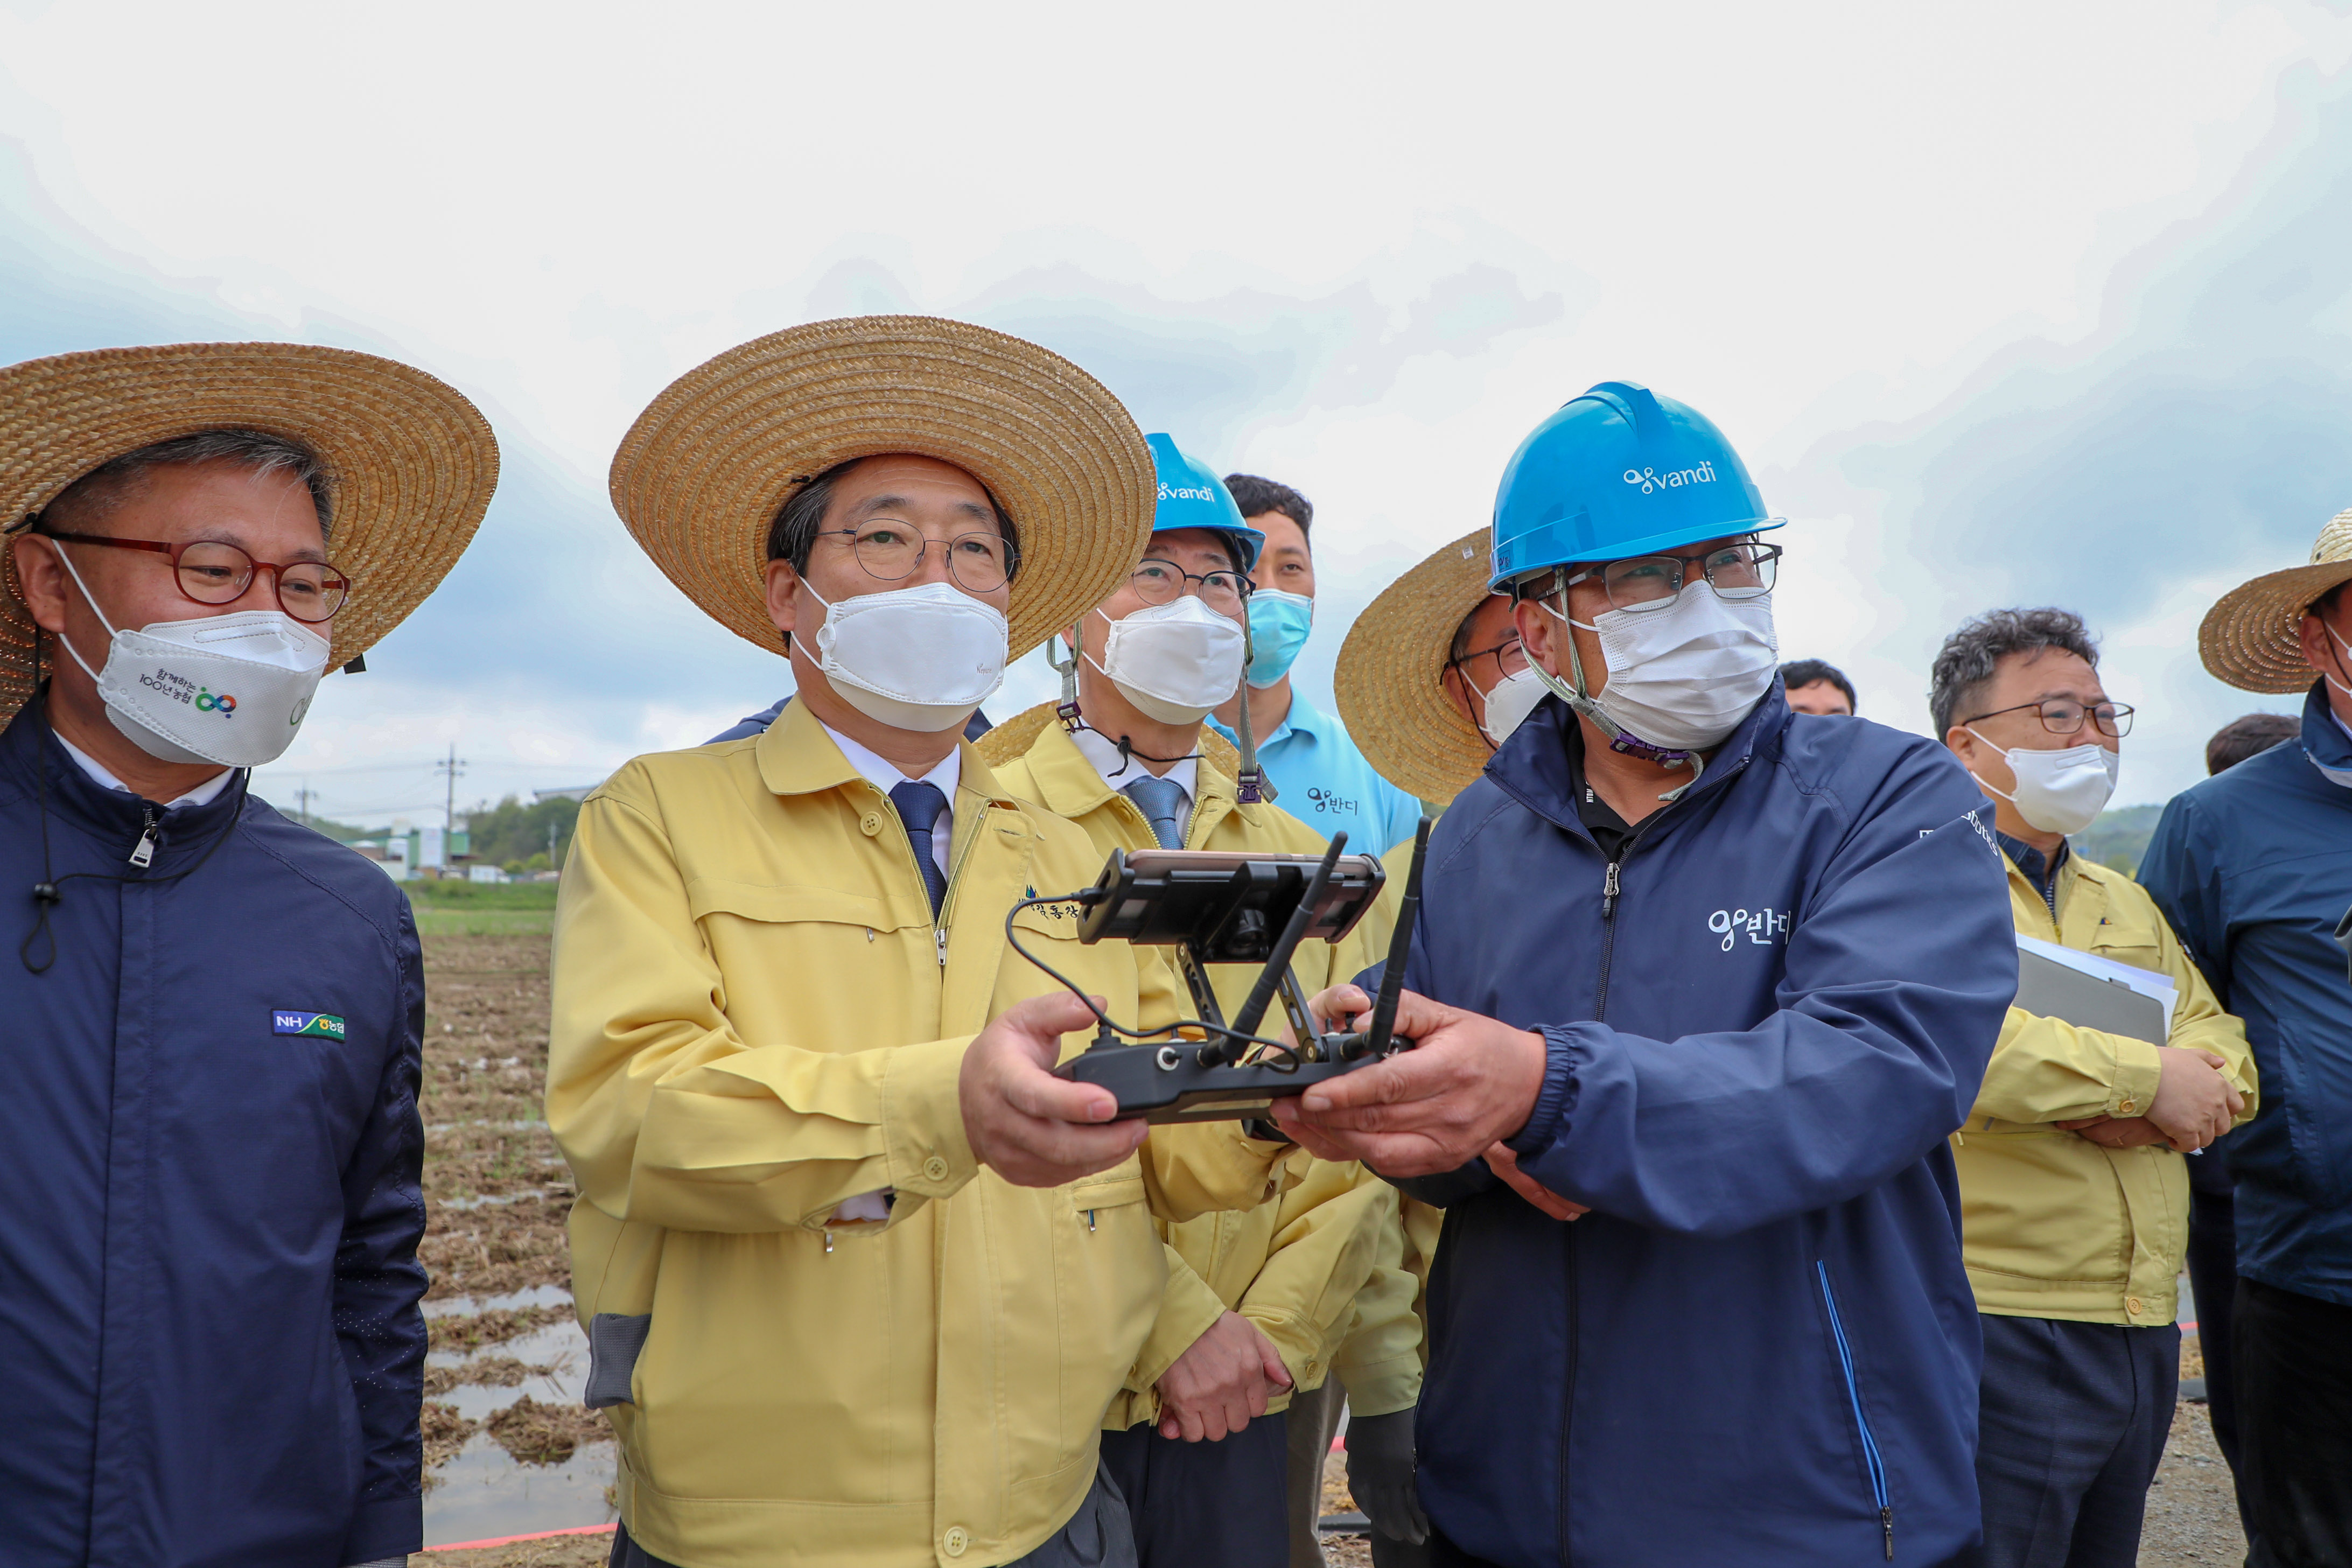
[4,0,2350,826]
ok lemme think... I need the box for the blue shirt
[1210,690,1422,854]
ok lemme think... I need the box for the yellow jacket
[984,714,1422,1425]
[548,703,1289,1568]
[1955,849,2257,1326]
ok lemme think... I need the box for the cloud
[1773,61,2352,798]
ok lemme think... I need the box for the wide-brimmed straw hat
[0,341,500,723]
[608,316,1154,660]
[2201,506,2352,692]
[1334,528,1504,804]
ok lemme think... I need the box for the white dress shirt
[1067,725,1197,843]
[55,731,234,809]
[820,720,960,880]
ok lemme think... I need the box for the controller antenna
[1221,831,1347,1061]
[1362,817,1432,1056]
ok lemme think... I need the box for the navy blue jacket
[0,704,428,1566]
[708,694,993,744]
[1387,690,2015,1568]
[2139,682,2352,1309]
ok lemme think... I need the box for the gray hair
[1929,607,2099,738]
[45,428,333,538]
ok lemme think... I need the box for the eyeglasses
[1963,698,2136,739]
[818,521,1013,593]
[1444,635,1527,691]
[1564,541,1781,613]
[38,529,349,622]
[1128,558,1251,615]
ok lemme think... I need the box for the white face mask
[47,540,328,767]
[1087,593,1246,726]
[1968,733,2120,835]
[1477,665,1549,748]
[803,578,1008,733]
[1535,580,1780,754]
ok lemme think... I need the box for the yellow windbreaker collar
[753,695,1016,806]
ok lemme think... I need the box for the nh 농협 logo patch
[273,1011,346,1040]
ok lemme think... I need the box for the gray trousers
[609,1465,1136,1568]
[1966,1313,2180,1568]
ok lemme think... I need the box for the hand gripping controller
[1025,817,1433,1123]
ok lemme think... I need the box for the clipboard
[2014,940,2168,1046]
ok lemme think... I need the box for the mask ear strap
[35,538,112,686]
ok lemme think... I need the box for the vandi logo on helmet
[1623,462,1718,495]
[1158,480,1217,505]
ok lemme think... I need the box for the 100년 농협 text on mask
[46,538,328,768]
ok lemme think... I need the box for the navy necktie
[890,780,950,916]
[1122,775,1188,850]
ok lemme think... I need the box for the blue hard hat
[1489,381,1780,587]
[1147,432,1263,572]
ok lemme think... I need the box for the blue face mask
[1244,589,1313,689]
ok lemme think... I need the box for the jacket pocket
[1817,1261,1894,1562]
[585,1312,652,1409]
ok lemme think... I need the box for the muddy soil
[420,934,615,1542]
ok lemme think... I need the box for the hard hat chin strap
[1531,569,1705,802]
[1051,632,1082,729]
[1233,604,1264,803]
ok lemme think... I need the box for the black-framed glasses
[1444,635,1527,691]
[1565,541,1781,613]
[37,528,349,622]
[818,521,1014,593]
[1963,698,2135,739]
[1129,558,1251,614]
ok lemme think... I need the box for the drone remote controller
[1047,817,1433,1123]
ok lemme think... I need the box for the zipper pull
[936,928,948,968]
[1602,860,1620,919]
[1881,1507,1893,1560]
[129,808,159,869]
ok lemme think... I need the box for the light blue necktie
[889,780,950,916]
[1122,775,1188,850]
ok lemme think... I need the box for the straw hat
[1334,528,1503,804]
[608,316,1154,660]
[0,341,499,724]
[2200,506,2352,692]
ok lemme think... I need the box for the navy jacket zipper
[1566,754,1753,1561]
[1817,1261,1894,1560]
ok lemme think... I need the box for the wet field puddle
[423,1289,615,1546]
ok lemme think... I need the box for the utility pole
[435,746,467,833]
[295,782,316,828]
[548,820,558,866]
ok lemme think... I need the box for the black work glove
[1346,1407,1430,1544]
